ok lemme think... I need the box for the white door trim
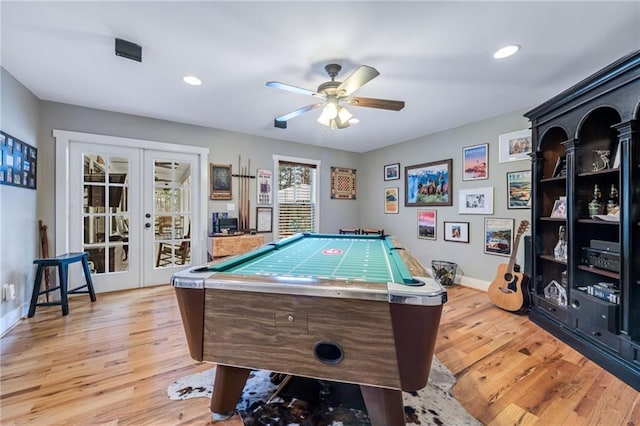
[54,129,209,267]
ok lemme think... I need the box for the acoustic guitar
[488,220,530,313]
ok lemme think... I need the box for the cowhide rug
[167,357,480,425]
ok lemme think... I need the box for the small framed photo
[458,187,494,214]
[507,170,531,209]
[256,206,273,233]
[210,163,233,200]
[405,159,452,206]
[444,221,469,243]
[463,143,488,181]
[550,197,567,218]
[499,129,532,163]
[384,187,399,214]
[384,163,400,181]
[256,168,273,205]
[484,218,514,257]
[417,209,437,240]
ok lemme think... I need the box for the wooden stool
[28,252,96,317]
[361,228,384,235]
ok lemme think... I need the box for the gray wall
[37,101,361,246]
[0,68,40,333]
[359,110,532,288]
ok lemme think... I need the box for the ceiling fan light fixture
[337,106,353,123]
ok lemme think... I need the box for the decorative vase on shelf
[588,184,604,218]
[554,225,567,261]
[607,184,619,214]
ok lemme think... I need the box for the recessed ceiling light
[493,45,520,59]
[183,75,202,86]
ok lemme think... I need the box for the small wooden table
[209,234,264,259]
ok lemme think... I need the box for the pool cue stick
[237,155,242,231]
[266,374,293,404]
[247,158,251,230]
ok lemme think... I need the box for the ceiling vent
[115,38,142,62]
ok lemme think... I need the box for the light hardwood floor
[1,285,639,425]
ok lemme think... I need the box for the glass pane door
[153,160,192,268]
[82,154,130,274]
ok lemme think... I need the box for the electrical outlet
[9,284,16,300]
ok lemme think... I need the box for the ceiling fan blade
[266,81,322,98]
[274,103,323,129]
[347,97,405,111]
[336,65,380,96]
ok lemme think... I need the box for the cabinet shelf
[577,264,620,280]
[540,176,567,183]
[540,217,566,222]
[577,219,620,225]
[540,254,567,265]
[577,168,619,178]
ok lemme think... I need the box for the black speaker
[115,38,142,62]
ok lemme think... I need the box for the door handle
[145,213,151,218]
[145,223,151,228]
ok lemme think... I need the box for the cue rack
[232,155,255,232]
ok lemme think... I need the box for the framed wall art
[256,206,273,233]
[331,167,356,200]
[0,131,37,190]
[405,159,452,206]
[444,221,469,243]
[463,143,488,181]
[384,187,399,214]
[458,187,494,214]
[507,170,531,209]
[210,163,233,200]
[384,163,400,181]
[256,168,273,205]
[484,218,514,257]
[498,128,532,163]
[417,209,437,240]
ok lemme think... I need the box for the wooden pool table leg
[210,365,251,419]
[360,385,405,426]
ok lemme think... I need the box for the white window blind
[277,161,317,239]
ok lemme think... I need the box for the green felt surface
[225,235,396,283]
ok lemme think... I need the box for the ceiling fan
[266,64,405,130]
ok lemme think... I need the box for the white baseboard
[427,268,490,292]
[1,303,26,337]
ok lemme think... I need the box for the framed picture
[210,163,233,200]
[256,206,273,233]
[484,218,514,257]
[458,187,494,214]
[405,159,452,206]
[0,130,37,190]
[331,167,356,200]
[384,163,400,181]
[256,168,273,205]
[507,170,531,209]
[417,209,437,240]
[444,221,469,243]
[463,143,488,181]
[550,196,567,218]
[498,129,532,163]
[384,187,399,214]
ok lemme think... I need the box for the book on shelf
[586,285,620,304]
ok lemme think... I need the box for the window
[274,155,320,239]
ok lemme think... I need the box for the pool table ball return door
[172,233,447,425]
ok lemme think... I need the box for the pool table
[172,233,447,425]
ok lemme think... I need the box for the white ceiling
[1,1,639,153]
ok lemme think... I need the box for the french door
[61,133,207,293]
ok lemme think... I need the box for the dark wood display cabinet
[525,50,640,390]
